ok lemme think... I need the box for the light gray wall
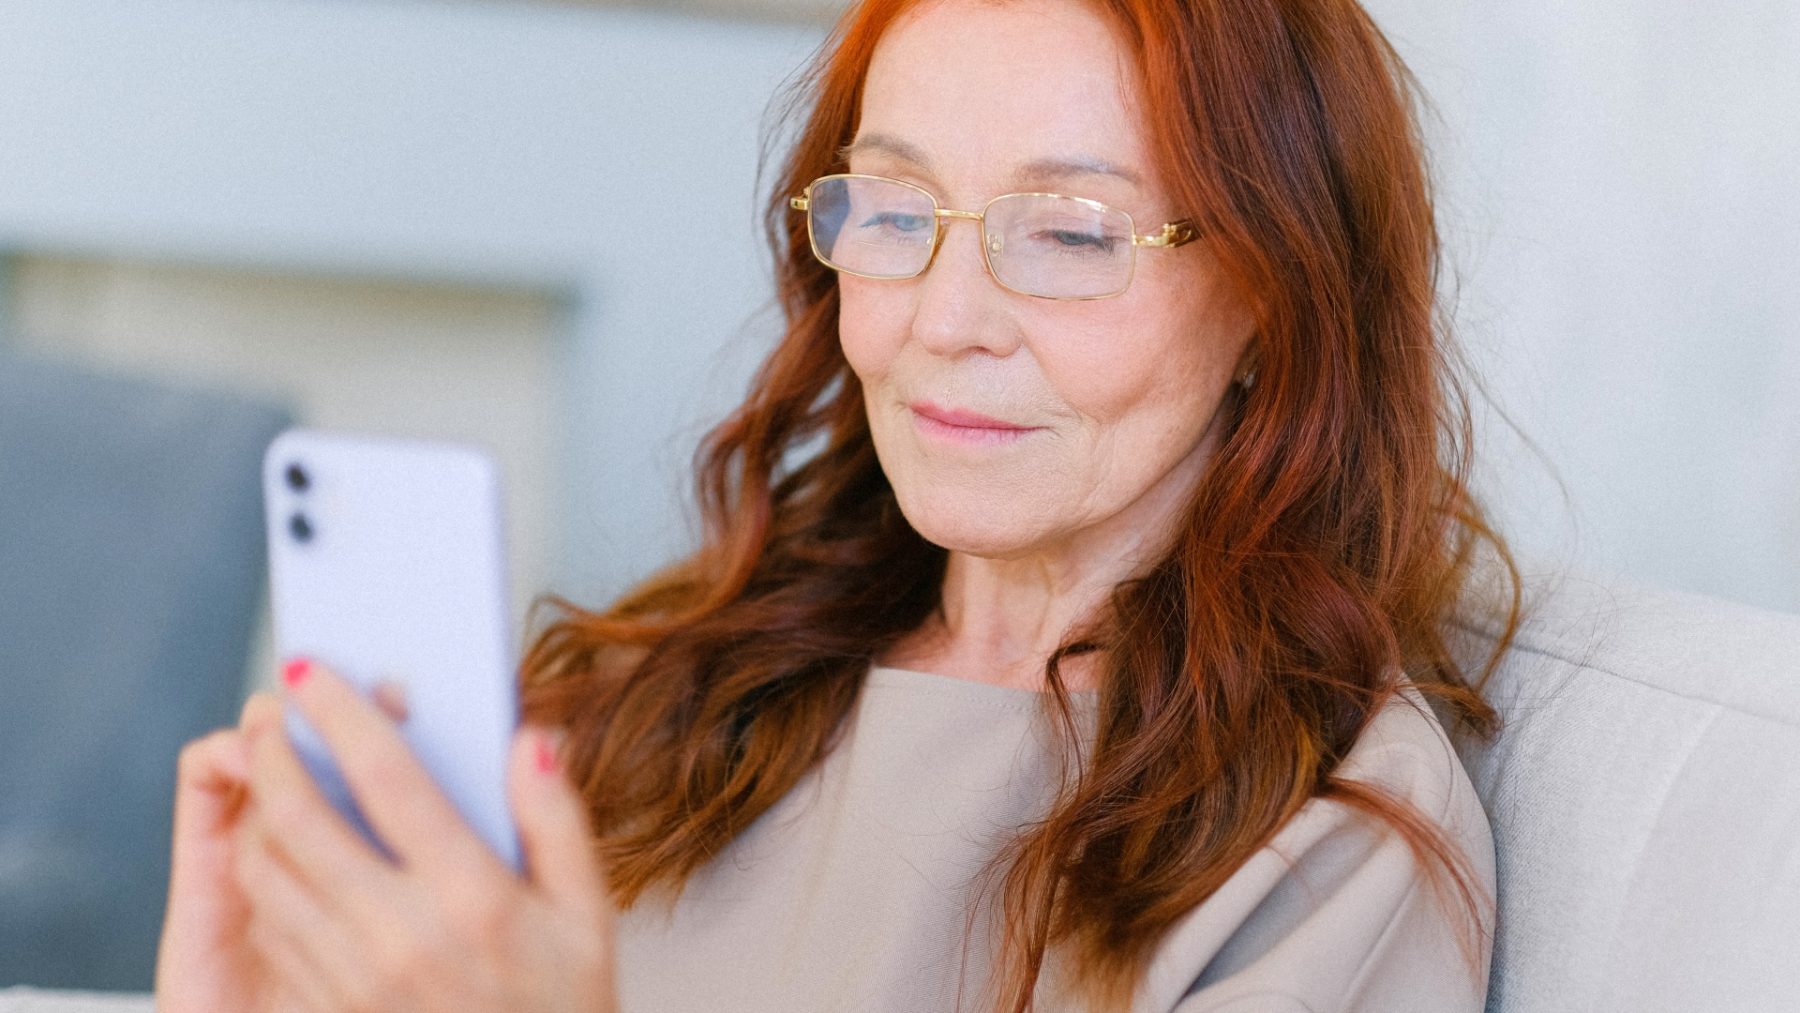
[0,0,1794,613]
[588,0,846,24]
[0,0,821,605]
[1364,0,1800,611]
[0,256,12,333]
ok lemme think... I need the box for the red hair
[522,0,1523,1009]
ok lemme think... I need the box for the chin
[890,485,1047,559]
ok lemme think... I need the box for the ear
[1232,339,1261,385]
[1217,274,1262,383]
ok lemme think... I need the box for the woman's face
[840,0,1256,561]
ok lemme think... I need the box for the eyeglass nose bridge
[926,207,1008,268]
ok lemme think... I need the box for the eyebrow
[837,132,1145,189]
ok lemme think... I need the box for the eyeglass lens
[807,176,1137,299]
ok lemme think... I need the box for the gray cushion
[1451,566,1800,1012]
[0,348,291,990]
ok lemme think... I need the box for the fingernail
[372,680,410,723]
[282,657,311,688]
[535,729,564,775]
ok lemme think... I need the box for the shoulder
[1334,677,1488,829]
[1148,678,1496,1012]
[1223,677,1492,881]
[1267,676,1494,914]
[1270,677,1496,924]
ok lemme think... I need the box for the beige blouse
[613,665,1495,1012]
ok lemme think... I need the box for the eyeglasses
[788,173,1199,301]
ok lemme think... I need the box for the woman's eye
[860,212,932,232]
[1042,229,1117,252]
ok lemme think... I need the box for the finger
[236,842,332,990]
[240,690,284,739]
[163,729,254,947]
[170,728,250,853]
[244,701,398,922]
[282,657,505,881]
[511,726,608,925]
[237,810,384,1012]
[268,975,339,1013]
[245,912,338,1013]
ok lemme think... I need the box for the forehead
[854,0,1153,199]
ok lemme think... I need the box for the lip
[909,401,1034,431]
[908,401,1042,445]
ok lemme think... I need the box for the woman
[156,0,1522,1010]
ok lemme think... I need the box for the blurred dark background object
[0,346,291,990]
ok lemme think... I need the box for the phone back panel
[262,428,521,870]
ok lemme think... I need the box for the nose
[908,216,1023,359]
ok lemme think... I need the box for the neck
[885,403,1230,692]
[921,540,1151,691]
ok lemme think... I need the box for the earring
[1236,369,1257,390]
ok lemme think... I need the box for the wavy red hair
[521,0,1523,1009]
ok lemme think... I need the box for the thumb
[510,725,609,920]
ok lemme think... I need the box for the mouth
[907,401,1043,445]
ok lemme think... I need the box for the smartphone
[261,427,523,872]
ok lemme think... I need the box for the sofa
[0,347,291,992]
[4,558,1795,1009]
[1449,565,1800,1011]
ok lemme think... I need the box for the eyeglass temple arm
[1133,221,1199,248]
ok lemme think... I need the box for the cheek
[836,278,904,382]
[1027,304,1242,501]
[1034,313,1214,436]
[1039,341,1147,421]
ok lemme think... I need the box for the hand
[159,661,617,1013]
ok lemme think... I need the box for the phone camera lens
[289,512,314,544]
[285,463,310,492]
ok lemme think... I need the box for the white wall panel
[1,0,1794,612]
[1365,0,1800,611]
[0,0,823,604]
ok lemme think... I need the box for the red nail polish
[535,732,559,775]
[282,657,311,688]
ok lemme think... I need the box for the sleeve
[1152,696,1496,1013]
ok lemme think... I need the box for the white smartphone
[261,427,523,872]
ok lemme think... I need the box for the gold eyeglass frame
[788,172,1200,301]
